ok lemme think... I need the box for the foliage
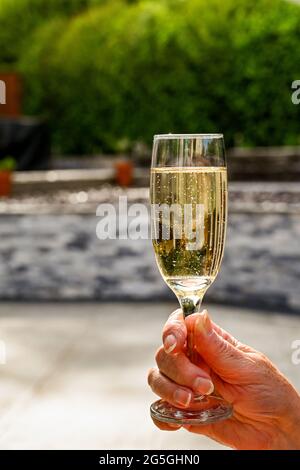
[0,156,16,171]
[1,0,300,153]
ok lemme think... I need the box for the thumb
[192,310,249,381]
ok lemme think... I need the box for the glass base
[150,395,233,425]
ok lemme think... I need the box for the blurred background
[0,0,300,450]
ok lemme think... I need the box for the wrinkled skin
[148,309,300,450]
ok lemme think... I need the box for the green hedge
[0,0,93,65]
[3,0,300,152]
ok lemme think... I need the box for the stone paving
[0,302,299,450]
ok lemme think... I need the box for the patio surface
[0,302,299,450]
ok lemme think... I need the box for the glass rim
[154,133,224,140]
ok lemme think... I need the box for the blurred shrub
[20,1,134,153]
[3,0,300,152]
[0,0,94,65]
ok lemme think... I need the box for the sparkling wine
[151,167,227,301]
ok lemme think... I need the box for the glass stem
[180,295,203,364]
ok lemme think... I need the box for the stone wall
[0,210,299,312]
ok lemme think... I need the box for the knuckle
[164,313,184,331]
[215,336,230,355]
[168,309,182,322]
[160,352,186,384]
[257,351,269,364]
[171,319,184,333]
[249,351,269,367]
[163,322,178,338]
[147,367,157,387]
[155,347,165,366]
[245,351,274,380]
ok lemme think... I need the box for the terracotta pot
[0,72,22,117]
[115,160,134,187]
[0,171,12,197]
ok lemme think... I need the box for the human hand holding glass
[148,308,300,449]
[150,134,232,425]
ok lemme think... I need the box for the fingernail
[174,389,192,407]
[164,334,177,353]
[193,377,214,395]
[196,310,213,336]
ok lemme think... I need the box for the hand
[148,309,300,450]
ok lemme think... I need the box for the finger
[211,321,253,353]
[210,321,239,347]
[186,313,252,355]
[148,367,193,408]
[185,314,239,347]
[156,347,214,395]
[191,311,254,381]
[183,423,214,438]
[162,309,187,355]
[151,418,181,431]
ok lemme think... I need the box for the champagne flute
[150,133,233,425]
